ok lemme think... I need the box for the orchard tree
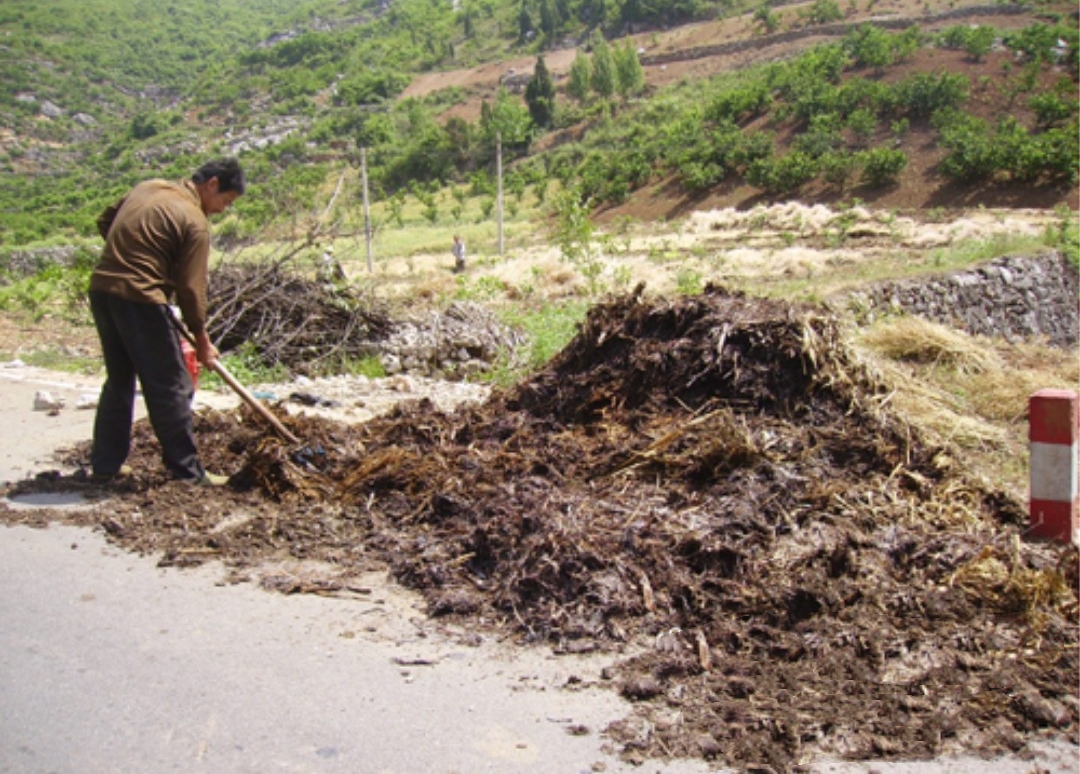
[567,52,592,102]
[590,35,616,101]
[614,41,644,100]
[753,5,779,33]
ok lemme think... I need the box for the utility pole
[361,147,372,273]
[496,133,504,256]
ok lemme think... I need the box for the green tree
[525,55,556,128]
[934,109,997,181]
[844,25,894,72]
[859,147,907,186]
[590,36,616,101]
[846,108,877,147]
[805,0,842,25]
[517,0,533,41]
[538,0,560,41]
[747,151,819,194]
[753,5,780,34]
[614,42,644,100]
[567,53,592,102]
[480,88,534,147]
[553,184,602,293]
[964,26,996,62]
[1029,92,1076,128]
[129,112,161,140]
[459,0,476,39]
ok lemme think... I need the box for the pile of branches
[207,259,394,374]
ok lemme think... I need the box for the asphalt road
[1,365,1076,774]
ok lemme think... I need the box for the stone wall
[379,301,525,380]
[842,252,1079,349]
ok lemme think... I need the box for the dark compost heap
[5,285,1077,772]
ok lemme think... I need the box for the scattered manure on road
[3,284,1076,772]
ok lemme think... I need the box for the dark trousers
[89,291,204,481]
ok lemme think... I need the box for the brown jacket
[90,179,211,334]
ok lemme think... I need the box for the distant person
[320,244,346,282]
[89,157,246,486]
[451,234,466,273]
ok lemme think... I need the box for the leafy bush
[803,0,843,25]
[674,120,748,191]
[1034,125,1080,185]
[704,80,773,123]
[1029,92,1077,128]
[844,25,897,71]
[859,147,907,187]
[933,109,997,181]
[793,114,843,158]
[820,151,859,189]
[894,72,969,116]
[746,152,819,194]
[0,248,95,322]
[491,299,591,384]
[1003,22,1078,66]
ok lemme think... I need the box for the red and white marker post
[1028,388,1079,544]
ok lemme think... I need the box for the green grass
[198,342,290,391]
[5,348,102,375]
[486,298,591,386]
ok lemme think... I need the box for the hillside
[0,0,1077,248]
[437,0,1080,217]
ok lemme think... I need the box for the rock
[33,391,65,412]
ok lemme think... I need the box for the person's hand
[194,329,220,369]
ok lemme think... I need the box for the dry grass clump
[851,316,1080,497]
[857,316,1002,374]
[858,354,1008,448]
[855,317,1079,429]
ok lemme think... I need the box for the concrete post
[1029,388,1079,543]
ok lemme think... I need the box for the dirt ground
[2,284,1076,773]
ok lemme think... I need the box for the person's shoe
[91,464,134,482]
[194,471,230,487]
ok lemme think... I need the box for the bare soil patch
[4,286,1075,772]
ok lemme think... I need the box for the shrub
[1029,92,1076,128]
[793,114,843,158]
[934,109,996,181]
[894,72,969,117]
[821,150,859,189]
[746,152,819,194]
[859,147,907,187]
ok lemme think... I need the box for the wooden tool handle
[209,359,301,445]
[171,316,300,445]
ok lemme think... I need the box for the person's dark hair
[192,157,246,195]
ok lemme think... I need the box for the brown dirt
[4,286,1076,772]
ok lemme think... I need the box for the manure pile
[6,285,1077,772]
